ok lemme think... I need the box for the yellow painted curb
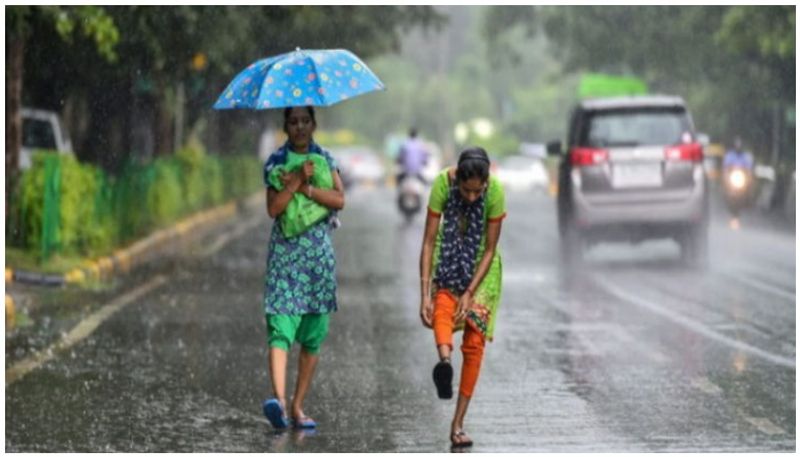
[11,199,246,290]
[6,294,16,329]
[97,257,114,277]
[83,261,101,280]
[113,250,132,273]
[64,269,86,284]
[174,221,191,235]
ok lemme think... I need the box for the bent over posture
[418,147,506,448]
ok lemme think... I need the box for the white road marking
[6,275,168,386]
[718,270,796,302]
[597,279,796,369]
[606,323,670,363]
[549,315,669,363]
[690,376,723,395]
[743,416,786,435]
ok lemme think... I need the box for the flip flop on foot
[432,359,453,399]
[451,429,473,448]
[292,415,317,429]
[263,398,290,429]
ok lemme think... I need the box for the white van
[19,108,73,169]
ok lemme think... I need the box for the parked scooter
[397,174,426,222]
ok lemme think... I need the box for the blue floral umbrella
[213,48,385,110]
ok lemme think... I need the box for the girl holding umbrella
[214,49,384,430]
[418,147,506,448]
[260,105,345,429]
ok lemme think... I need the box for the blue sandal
[292,416,317,429]
[263,398,290,429]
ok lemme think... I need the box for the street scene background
[5,5,796,453]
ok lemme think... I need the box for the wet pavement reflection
[5,187,796,451]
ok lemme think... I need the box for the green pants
[266,313,330,355]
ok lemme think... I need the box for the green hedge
[8,147,262,263]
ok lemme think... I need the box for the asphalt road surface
[6,186,796,452]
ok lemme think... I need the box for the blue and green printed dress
[263,142,338,315]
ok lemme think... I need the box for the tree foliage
[17,6,443,170]
[7,6,119,56]
[716,6,795,60]
[483,6,795,164]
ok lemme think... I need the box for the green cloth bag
[267,152,333,238]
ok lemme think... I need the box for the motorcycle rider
[396,127,430,221]
[722,136,755,228]
[397,127,429,185]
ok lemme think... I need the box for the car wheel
[560,223,584,267]
[680,224,708,269]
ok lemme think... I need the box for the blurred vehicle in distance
[547,95,709,266]
[258,128,283,162]
[420,141,442,183]
[519,142,547,159]
[329,145,385,188]
[495,154,549,193]
[19,107,73,169]
[703,143,725,184]
[386,133,442,185]
[753,164,777,211]
[722,163,753,220]
[397,174,426,222]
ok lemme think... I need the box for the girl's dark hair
[456,147,490,183]
[283,106,317,133]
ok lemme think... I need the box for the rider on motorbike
[396,127,429,184]
[396,128,430,221]
[722,137,755,227]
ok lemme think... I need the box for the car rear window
[579,108,691,148]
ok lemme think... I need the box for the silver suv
[547,95,709,265]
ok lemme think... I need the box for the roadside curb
[5,193,262,289]
[6,294,15,329]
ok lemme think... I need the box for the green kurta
[427,168,506,341]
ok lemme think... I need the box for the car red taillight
[570,147,609,167]
[664,143,703,162]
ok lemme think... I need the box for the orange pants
[432,289,486,398]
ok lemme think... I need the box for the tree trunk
[153,80,173,156]
[6,36,24,196]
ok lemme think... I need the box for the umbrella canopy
[213,48,385,110]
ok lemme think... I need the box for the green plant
[9,140,264,269]
[146,159,183,228]
[221,155,261,200]
[202,156,224,206]
[57,153,99,254]
[17,152,50,250]
[174,143,207,212]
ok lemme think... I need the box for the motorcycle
[397,174,426,222]
[722,165,753,219]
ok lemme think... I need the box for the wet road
[5,187,796,452]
